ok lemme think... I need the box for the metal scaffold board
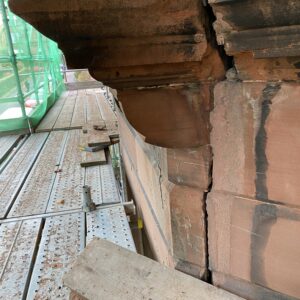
[86,93,103,125]
[84,166,103,205]
[96,93,117,121]
[70,90,87,128]
[9,131,68,218]
[84,164,119,205]
[27,213,85,300]
[36,92,69,132]
[87,206,136,252]
[0,219,42,300]
[0,133,48,219]
[0,135,21,164]
[101,164,120,203]
[53,91,78,130]
[47,130,85,213]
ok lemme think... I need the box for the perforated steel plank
[85,164,120,205]
[27,213,85,300]
[84,166,103,205]
[71,90,87,128]
[101,164,120,204]
[0,135,21,164]
[53,91,78,130]
[0,219,42,299]
[86,93,103,125]
[87,206,136,252]
[47,130,85,212]
[0,133,48,218]
[9,131,68,218]
[96,92,117,121]
[36,92,69,132]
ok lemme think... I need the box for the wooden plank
[0,219,42,299]
[83,125,111,147]
[8,131,67,218]
[53,91,78,130]
[80,149,106,167]
[0,135,21,164]
[71,90,87,129]
[86,93,103,125]
[36,91,69,132]
[63,238,243,300]
[80,130,107,167]
[0,133,48,219]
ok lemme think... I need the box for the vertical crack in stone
[157,160,164,210]
[201,1,232,282]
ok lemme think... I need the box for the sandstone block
[170,185,207,278]
[208,191,300,298]
[211,81,300,207]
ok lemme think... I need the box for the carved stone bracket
[9,0,225,148]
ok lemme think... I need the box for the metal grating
[0,219,42,299]
[86,206,136,252]
[101,164,120,204]
[53,91,78,130]
[85,164,120,205]
[0,135,21,164]
[71,90,87,128]
[0,133,48,218]
[47,130,85,213]
[86,93,103,125]
[27,212,85,300]
[9,131,68,218]
[85,166,103,205]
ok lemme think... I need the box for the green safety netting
[0,0,64,134]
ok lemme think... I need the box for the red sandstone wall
[10,1,300,298]
[117,107,211,279]
[208,81,300,299]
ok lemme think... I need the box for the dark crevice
[202,0,233,71]
[203,157,213,284]
[200,0,233,284]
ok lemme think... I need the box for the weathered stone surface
[210,0,300,80]
[167,145,211,189]
[235,53,300,81]
[211,81,300,207]
[9,0,224,149]
[213,272,298,300]
[170,185,207,278]
[118,109,173,266]
[118,83,213,148]
[118,107,210,277]
[210,0,300,57]
[208,191,300,299]
[10,0,225,88]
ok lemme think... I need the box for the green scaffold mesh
[0,0,64,134]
